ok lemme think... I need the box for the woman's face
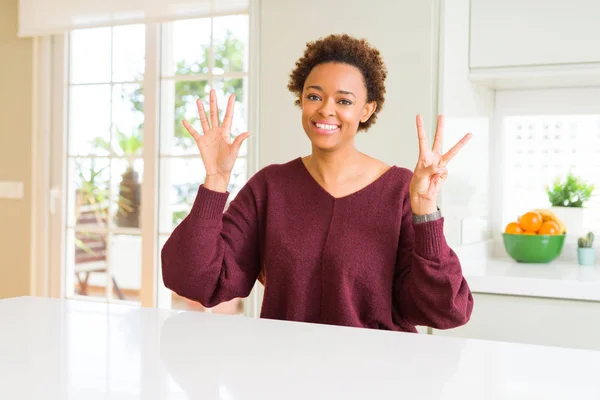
[300,62,376,152]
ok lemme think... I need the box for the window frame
[35,8,261,314]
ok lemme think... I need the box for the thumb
[232,132,250,152]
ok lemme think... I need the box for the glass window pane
[158,158,205,233]
[213,15,248,74]
[214,77,247,134]
[70,27,111,84]
[503,115,600,230]
[69,228,109,300]
[69,85,111,156]
[112,84,144,156]
[228,157,247,198]
[110,234,142,303]
[163,19,211,77]
[112,159,143,229]
[160,80,210,155]
[112,24,146,82]
[69,158,110,229]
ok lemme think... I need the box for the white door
[49,12,259,315]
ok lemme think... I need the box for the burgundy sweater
[161,157,473,332]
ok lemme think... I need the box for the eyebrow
[306,85,356,98]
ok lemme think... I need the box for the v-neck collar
[295,157,397,201]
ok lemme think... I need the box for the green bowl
[502,233,566,263]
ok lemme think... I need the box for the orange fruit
[523,231,537,235]
[505,222,523,234]
[519,211,543,233]
[537,221,560,235]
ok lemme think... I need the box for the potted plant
[546,172,594,237]
[113,129,142,228]
[577,232,595,266]
[92,128,143,228]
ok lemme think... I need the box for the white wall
[258,0,440,170]
[437,0,495,248]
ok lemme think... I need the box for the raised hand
[409,114,472,215]
[182,89,250,191]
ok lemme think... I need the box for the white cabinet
[432,293,600,351]
[469,0,600,69]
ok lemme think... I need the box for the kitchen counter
[462,257,600,302]
[1,296,600,399]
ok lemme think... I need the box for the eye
[338,99,353,105]
[307,94,321,101]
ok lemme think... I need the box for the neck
[305,143,364,184]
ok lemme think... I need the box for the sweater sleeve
[393,189,474,330]
[161,175,262,308]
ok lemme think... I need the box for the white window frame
[490,87,600,253]
[31,4,261,315]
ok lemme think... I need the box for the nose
[317,97,335,117]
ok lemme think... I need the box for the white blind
[18,0,248,37]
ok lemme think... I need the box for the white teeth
[315,123,339,130]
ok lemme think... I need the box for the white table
[1,296,599,399]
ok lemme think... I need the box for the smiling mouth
[312,121,341,133]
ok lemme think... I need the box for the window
[503,115,600,223]
[495,89,600,237]
[61,14,252,315]
[66,25,147,303]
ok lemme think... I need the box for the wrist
[204,174,230,193]
[410,197,438,216]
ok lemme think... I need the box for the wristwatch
[412,207,442,224]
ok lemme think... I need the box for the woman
[161,34,474,332]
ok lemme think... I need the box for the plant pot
[577,248,596,266]
[115,166,141,228]
[550,206,586,237]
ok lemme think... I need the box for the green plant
[75,159,109,222]
[578,232,595,248]
[546,172,594,207]
[91,128,143,160]
[74,160,110,261]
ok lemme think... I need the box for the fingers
[414,159,447,178]
[232,132,251,153]
[182,120,201,142]
[441,133,472,164]
[432,114,444,154]
[209,89,219,128]
[433,174,445,195]
[424,165,448,178]
[196,99,210,133]
[221,94,236,133]
[416,114,428,155]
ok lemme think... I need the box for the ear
[361,101,377,123]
